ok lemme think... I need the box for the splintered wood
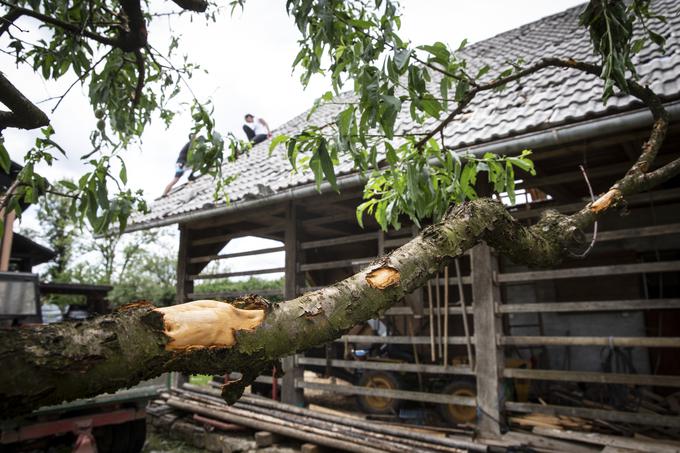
[156,300,265,350]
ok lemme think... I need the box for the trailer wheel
[439,379,477,425]
[356,371,402,414]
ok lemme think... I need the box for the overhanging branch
[0,72,49,132]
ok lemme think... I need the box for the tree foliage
[0,0,672,234]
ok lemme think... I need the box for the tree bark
[0,188,658,419]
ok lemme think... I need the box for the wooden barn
[129,1,680,436]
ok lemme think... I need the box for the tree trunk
[0,196,611,419]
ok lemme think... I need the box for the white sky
[2,0,585,279]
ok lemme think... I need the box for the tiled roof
[131,0,680,229]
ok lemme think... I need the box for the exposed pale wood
[300,232,379,250]
[499,298,680,314]
[335,335,476,345]
[504,368,680,387]
[471,243,503,436]
[502,336,680,348]
[296,357,474,375]
[533,427,680,453]
[188,246,285,264]
[188,267,286,280]
[295,380,477,406]
[299,257,374,272]
[191,225,284,246]
[505,402,680,428]
[497,261,680,283]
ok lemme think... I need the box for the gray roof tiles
[131,0,680,229]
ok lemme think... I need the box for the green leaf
[317,140,337,191]
[268,134,289,156]
[0,142,10,173]
[394,48,411,71]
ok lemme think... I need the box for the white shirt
[247,118,268,136]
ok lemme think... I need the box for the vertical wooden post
[175,225,193,305]
[471,242,504,436]
[0,210,16,272]
[282,202,305,406]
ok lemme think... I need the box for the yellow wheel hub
[363,375,395,410]
[446,387,477,423]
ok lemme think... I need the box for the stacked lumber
[150,383,489,452]
[510,412,593,431]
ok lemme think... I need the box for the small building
[129,1,680,434]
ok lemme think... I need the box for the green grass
[189,374,212,387]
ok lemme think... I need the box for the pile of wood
[150,384,488,452]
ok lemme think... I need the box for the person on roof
[162,134,196,197]
[242,114,271,145]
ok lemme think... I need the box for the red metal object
[1,408,145,444]
[192,414,245,432]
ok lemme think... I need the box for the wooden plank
[299,257,374,272]
[176,225,193,305]
[191,225,284,246]
[188,267,285,280]
[497,260,680,284]
[187,288,284,300]
[296,357,474,375]
[282,202,304,406]
[300,232,379,250]
[511,187,680,220]
[533,427,680,453]
[594,222,680,242]
[502,336,680,348]
[188,246,285,264]
[506,402,680,428]
[300,212,354,227]
[335,335,475,345]
[295,380,477,406]
[499,298,680,314]
[503,368,680,387]
[471,243,503,436]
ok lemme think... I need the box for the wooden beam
[499,298,680,314]
[188,246,285,264]
[505,402,680,428]
[497,260,680,284]
[300,232,379,250]
[176,225,193,305]
[187,289,284,300]
[471,243,504,436]
[282,202,304,406]
[191,225,284,246]
[503,368,680,387]
[502,336,680,348]
[188,267,285,280]
[295,380,476,406]
[299,257,374,272]
[296,357,474,375]
[334,335,476,345]
[593,222,680,242]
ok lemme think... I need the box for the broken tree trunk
[1,60,677,418]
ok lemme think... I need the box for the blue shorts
[174,162,186,178]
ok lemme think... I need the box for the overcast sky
[2,0,585,279]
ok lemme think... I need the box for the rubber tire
[356,371,402,415]
[439,379,477,425]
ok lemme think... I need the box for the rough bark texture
[0,196,618,419]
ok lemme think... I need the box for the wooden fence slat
[188,246,285,264]
[335,335,476,345]
[299,257,374,272]
[189,267,285,281]
[187,288,284,300]
[502,336,680,348]
[497,260,680,284]
[499,298,680,314]
[503,368,680,387]
[296,357,474,375]
[295,380,477,406]
[191,225,284,246]
[300,232,379,250]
